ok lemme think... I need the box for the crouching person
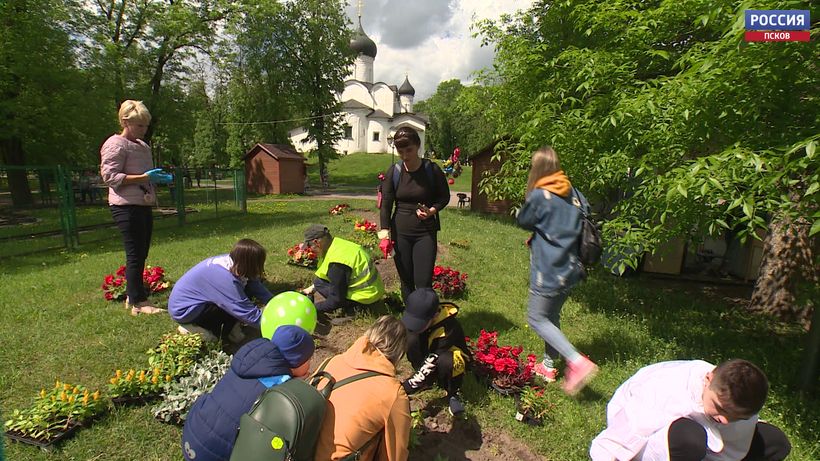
[314,316,410,461]
[589,359,790,461]
[301,224,385,324]
[181,326,314,461]
[169,239,274,343]
[400,288,470,417]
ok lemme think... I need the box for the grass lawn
[307,152,473,193]
[1,197,817,460]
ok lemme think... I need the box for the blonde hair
[118,100,152,128]
[526,146,562,194]
[363,315,407,367]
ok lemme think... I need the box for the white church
[288,13,428,155]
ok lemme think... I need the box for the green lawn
[307,152,473,193]
[1,197,817,460]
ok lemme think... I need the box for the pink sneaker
[533,362,558,383]
[562,356,598,396]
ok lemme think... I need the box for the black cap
[401,288,439,333]
[303,224,330,247]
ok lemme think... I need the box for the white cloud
[345,0,534,100]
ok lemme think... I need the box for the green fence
[0,165,246,258]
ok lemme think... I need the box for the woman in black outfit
[379,127,450,301]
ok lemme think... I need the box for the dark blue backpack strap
[392,160,435,191]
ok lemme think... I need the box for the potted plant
[432,265,468,299]
[108,368,169,405]
[101,265,170,301]
[286,243,318,268]
[467,330,536,395]
[514,385,554,426]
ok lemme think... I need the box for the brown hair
[393,126,420,149]
[229,239,267,280]
[710,359,769,417]
[363,315,407,367]
[526,146,562,194]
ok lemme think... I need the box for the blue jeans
[526,288,581,367]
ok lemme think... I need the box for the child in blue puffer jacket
[181,325,314,461]
[517,146,598,396]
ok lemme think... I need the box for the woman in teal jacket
[517,146,598,395]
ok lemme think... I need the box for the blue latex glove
[156,173,174,184]
[145,168,167,184]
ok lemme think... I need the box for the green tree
[271,0,354,185]
[0,0,106,205]
[477,0,818,319]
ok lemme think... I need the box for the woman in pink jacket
[100,100,173,315]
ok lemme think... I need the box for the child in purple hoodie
[169,239,274,342]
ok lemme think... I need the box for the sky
[343,0,535,100]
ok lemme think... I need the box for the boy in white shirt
[590,359,790,461]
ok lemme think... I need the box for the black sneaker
[448,396,465,417]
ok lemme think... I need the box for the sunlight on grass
[0,198,817,460]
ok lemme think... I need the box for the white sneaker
[177,324,218,342]
[227,323,246,343]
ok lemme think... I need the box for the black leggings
[111,205,153,304]
[393,232,437,300]
[192,303,238,340]
[668,418,790,461]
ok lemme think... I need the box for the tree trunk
[0,136,34,207]
[749,213,818,325]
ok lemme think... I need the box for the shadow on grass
[1,202,338,276]
[459,310,518,334]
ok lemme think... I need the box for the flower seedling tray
[490,382,522,397]
[111,393,161,406]
[5,422,81,451]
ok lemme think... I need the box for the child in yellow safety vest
[401,288,471,416]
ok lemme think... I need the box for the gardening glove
[145,168,173,184]
[379,238,394,259]
[402,353,438,394]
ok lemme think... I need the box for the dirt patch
[408,399,543,461]
[374,258,400,293]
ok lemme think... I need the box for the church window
[372,131,380,141]
[343,124,353,139]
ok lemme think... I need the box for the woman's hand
[416,205,436,220]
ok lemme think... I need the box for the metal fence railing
[0,166,246,258]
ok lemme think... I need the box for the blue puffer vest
[181,339,291,461]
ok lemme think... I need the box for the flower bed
[468,330,536,394]
[432,265,468,298]
[153,349,232,425]
[101,265,170,301]
[4,381,105,447]
[329,203,350,215]
[286,243,318,269]
[354,219,377,233]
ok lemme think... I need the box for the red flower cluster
[329,203,350,215]
[468,330,536,390]
[432,265,467,298]
[354,219,377,233]
[101,265,170,301]
[287,243,318,268]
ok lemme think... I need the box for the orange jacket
[314,336,411,461]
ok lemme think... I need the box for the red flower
[116,266,126,277]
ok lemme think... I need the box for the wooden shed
[244,143,306,195]
[469,140,513,215]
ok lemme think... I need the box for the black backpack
[571,188,602,267]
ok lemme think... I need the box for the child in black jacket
[401,288,471,416]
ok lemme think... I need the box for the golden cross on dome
[357,0,363,20]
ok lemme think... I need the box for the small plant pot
[111,393,161,406]
[5,421,81,451]
[514,394,544,426]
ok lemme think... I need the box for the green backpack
[230,361,385,461]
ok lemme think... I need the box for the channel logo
[744,10,810,42]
